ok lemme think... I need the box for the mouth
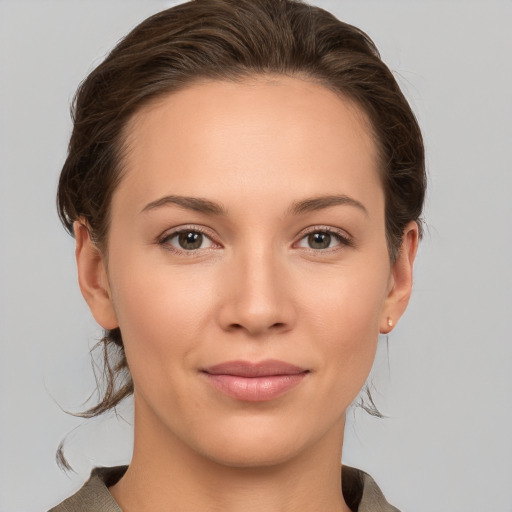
[201,359,309,402]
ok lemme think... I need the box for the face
[76,76,417,468]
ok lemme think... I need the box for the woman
[50,0,425,510]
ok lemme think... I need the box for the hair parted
[57,0,426,420]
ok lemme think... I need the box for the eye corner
[157,225,221,254]
[294,226,354,252]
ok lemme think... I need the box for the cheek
[299,258,390,389]
[301,256,389,331]
[107,254,219,379]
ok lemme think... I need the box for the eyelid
[156,224,353,253]
[157,224,222,252]
[293,225,354,250]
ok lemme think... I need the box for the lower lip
[203,373,308,402]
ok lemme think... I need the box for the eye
[160,229,216,251]
[296,229,352,250]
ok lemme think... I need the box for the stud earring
[387,317,393,328]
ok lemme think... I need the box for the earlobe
[380,221,419,333]
[74,221,119,330]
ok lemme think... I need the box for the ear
[74,221,119,330]
[380,221,419,334]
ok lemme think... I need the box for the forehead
[115,76,383,216]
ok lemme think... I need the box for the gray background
[1,1,511,511]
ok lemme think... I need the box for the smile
[201,359,309,402]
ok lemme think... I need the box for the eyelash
[294,226,354,252]
[157,225,219,255]
[157,225,353,254]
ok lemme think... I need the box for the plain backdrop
[1,1,511,511]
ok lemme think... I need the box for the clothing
[49,465,400,512]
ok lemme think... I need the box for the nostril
[226,321,287,334]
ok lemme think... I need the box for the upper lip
[202,359,308,377]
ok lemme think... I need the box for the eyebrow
[140,193,367,217]
[289,194,368,216]
[141,195,227,216]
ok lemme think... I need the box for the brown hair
[57,0,425,421]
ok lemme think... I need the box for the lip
[201,359,309,402]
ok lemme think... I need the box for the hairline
[100,71,390,259]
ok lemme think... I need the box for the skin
[75,76,418,512]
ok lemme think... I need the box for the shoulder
[48,466,127,512]
[342,465,401,512]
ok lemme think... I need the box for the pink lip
[202,360,309,402]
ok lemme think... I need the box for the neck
[110,400,352,512]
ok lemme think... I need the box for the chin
[187,414,332,470]
[203,438,304,469]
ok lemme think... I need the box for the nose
[217,246,296,337]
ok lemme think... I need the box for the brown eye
[307,232,332,249]
[161,229,215,252]
[296,228,351,251]
[177,231,204,250]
